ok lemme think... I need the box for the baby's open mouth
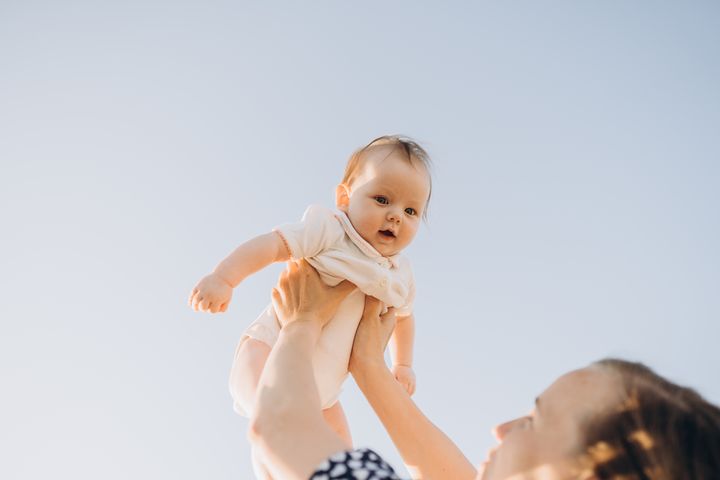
[379,230,396,238]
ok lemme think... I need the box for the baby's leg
[322,400,353,448]
[230,338,351,474]
[251,446,273,480]
[229,338,274,479]
[229,337,271,417]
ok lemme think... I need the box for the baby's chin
[374,245,401,257]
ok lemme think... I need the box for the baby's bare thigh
[229,337,272,412]
[323,401,353,447]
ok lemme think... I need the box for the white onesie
[229,204,415,416]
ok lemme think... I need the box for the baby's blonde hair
[341,135,433,220]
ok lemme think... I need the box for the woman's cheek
[490,437,538,479]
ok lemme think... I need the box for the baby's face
[337,147,430,257]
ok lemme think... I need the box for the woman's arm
[249,260,355,480]
[250,323,348,479]
[350,299,477,480]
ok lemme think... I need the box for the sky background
[1,1,719,479]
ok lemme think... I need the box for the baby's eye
[374,196,389,205]
[405,207,417,216]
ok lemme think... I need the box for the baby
[188,135,431,478]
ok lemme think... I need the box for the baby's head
[336,135,432,257]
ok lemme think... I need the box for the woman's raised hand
[271,259,356,330]
[349,296,397,374]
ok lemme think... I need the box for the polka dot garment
[310,448,402,480]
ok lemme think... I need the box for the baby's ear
[335,183,351,212]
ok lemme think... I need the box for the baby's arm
[389,313,416,396]
[189,232,290,313]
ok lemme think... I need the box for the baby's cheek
[404,224,419,241]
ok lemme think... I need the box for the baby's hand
[188,273,233,313]
[392,364,416,396]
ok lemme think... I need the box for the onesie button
[380,278,388,287]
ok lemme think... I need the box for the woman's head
[581,359,720,479]
[481,359,720,480]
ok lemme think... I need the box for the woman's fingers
[381,307,397,324]
[271,287,282,313]
[378,307,397,345]
[350,295,395,371]
[296,259,319,286]
[278,265,290,286]
[295,259,353,304]
[274,269,291,308]
[333,280,356,301]
[288,259,301,275]
[361,296,384,320]
[273,259,355,329]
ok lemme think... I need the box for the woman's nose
[493,421,511,442]
[492,417,525,442]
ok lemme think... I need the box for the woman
[249,260,720,479]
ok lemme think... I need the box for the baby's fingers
[188,287,198,307]
[191,294,203,312]
[200,299,213,312]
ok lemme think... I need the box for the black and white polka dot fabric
[310,448,402,480]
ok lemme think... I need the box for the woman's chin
[477,461,488,480]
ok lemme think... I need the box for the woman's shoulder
[310,447,402,479]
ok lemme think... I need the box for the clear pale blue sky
[1,2,719,479]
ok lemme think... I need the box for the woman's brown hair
[582,359,720,479]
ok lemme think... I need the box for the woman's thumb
[334,280,356,300]
[381,307,397,329]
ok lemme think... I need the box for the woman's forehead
[541,368,621,416]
